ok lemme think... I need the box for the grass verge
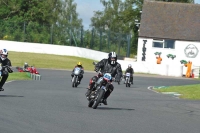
[7,72,32,81]
[153,84,200,100]
[9,51,97,71]
[6,51,97,82]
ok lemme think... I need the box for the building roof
[139,1,200,42]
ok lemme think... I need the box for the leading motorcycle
[88,72,113,109]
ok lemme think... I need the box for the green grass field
[9,51,97,71]
[153,84,200,100]
[7,72,32,81]
[6,51,200,100]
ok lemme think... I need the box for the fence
[0,21,131,57]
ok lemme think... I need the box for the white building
[137,1,200,77]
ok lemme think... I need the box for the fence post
[80,26,83,47]
[126,34,131,57]
[50,24,53,44]
[90,28,94,49]
[107,29,110,51]
[23,21,26,42]
[118,34,122,56]
[99,28,102,51]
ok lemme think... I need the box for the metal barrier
[30,73,41,80]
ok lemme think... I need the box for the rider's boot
[130,77,133,84]
[0,88,4,91]
[85,88,93,101]
[85,83,94,100]
[102,91,111,105]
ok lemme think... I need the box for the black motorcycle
[87,72,113,109]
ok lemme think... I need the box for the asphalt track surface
[1,69,200,133]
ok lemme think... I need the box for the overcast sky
[74,0,200,29]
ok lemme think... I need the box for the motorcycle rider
[85,52,122,105]
[23,62,29,71]
[0,49,13,91]
[124,64,134,84]
[71,62,84,83]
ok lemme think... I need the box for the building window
[164,40,175,49]
[153,39,175,49]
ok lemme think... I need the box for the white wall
[0,40,108,61]
[1,40,199,77]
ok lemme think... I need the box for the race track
[1,69,200,133]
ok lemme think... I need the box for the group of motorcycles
[71,61,133,109]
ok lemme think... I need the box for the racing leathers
[0,58,13,91]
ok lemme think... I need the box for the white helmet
[0,49,8,61]
[128,64,132,68]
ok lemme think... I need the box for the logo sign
[184,44,199,58]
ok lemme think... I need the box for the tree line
[0,0,193,57]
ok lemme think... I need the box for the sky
[74,0,104,29]
[74,0,200,29]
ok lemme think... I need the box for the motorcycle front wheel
[88,100,94,107]
[72,76,77,87]
[92,89,105,109]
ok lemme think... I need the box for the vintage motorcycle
[87,72,113,109]
[71,67,82,87]
[124,72,131,87]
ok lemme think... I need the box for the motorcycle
[88,72,113,109]
[16,66,39,74]
[124,72,131,87]
[71,67,82,87]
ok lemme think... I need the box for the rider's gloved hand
[94,67,99,72]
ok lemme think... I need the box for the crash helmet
[0,49,8,61]
[108,52,117,65]
[128,64,132,68]
[24,62,29,68]
[77,62,82,67]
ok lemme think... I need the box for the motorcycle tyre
[88,100,94,108]
[72,77,76,87]
[92,89,105,109]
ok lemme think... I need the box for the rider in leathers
[85,52,122,105]
[0,49,13,91]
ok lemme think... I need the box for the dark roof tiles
[139,1,200,41]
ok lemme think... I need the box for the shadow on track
[97,107,135,111]
[0,95,24,97]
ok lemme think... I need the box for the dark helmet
[108,52,117,65]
